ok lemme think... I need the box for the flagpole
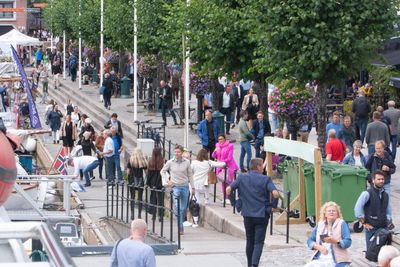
[133,0,138,121]
[183,0,190,149]
[63,30,66,80]
[100,0,104,87]
[78,0,82,90]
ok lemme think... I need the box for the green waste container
[281,160,299,199]
[321,164,368,221]
[213,110,225,135]
[120,75,131,98]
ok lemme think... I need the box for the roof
[0,25,15,36]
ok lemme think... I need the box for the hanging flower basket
[269,83,316,127]
[190,72,209,96]
[138,54,157,79]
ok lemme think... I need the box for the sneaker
[90,177,95,181]
[225,199,231,205]
[192,224,199,228]
[84,183,91,187]
[117,181,124,186]
[183,221,192,227]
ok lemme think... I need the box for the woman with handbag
[146,147,165,222]
[126,148,148,220]
[191,148,225,206]
[241,87,259,122]
[212,134,239,204]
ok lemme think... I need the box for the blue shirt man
[326,111,343,141]
[226,158,279,267]
[111,127,123,184]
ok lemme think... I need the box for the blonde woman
[305,202,352,267]
[126,148,148,219]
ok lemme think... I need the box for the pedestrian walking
[192,148,225,205]
[326,129,346,162]
[68,155,99,187]
[251,111,271,158]
[70,106,81,126]
[365,112,390,156]
[94,132,105,180]
[241,88,259,122]
[65,99,73,116]
[383,101,400,159]
[218,84,235,135]
[354,170,392,250]
[39,66,49,104]
[239,110,254,172]
[339,116,356,152]
[102,73,113,110]
[18,95,30,129]
[365,140,396,194]
[158,80,178,126]
[146,147,165,222]
[52,51,62,89]
[197,110,220,159]
[352,90,371,144]
[325,111,343,141]
[47,104,63,144]
[35,48,43,67]
[60,115,77,156]
[343,140,367,167]
[126,148,148,219]
[232,81,244,125]
[104,113,123,138]
[212,134,238,203]
[305,202,352,267]
[100,129,115,185]
[111,126,124,184]
[160,145,194,234]
[226,158,279,267]
[109,219,156,267]
[79,117,95,142]
[69,54,78,82]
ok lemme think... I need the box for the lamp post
[100,0,104,86]
[78,0,82,90]
[133,0,138,121]
[63,30,66,80]
[183,0,190,149]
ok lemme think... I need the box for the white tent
[0,29,42,56]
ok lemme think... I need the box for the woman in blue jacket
[342,140,366,167]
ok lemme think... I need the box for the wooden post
[298,158,306,222]
[266,152,273,177]
[314,148,322,220]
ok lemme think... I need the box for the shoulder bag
[208,164,217,184]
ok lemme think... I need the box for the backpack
[70,57,77,69]
[365,228,392,262]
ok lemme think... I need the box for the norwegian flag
[53,147,68,175]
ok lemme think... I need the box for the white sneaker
[192,224,199,228]
[183,221,192,227]
[204,199,209,205]
[225,199,231,205]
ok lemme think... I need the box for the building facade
[0,0,27,33]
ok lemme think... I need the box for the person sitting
[378,245,400,267]
[305,201,352,267]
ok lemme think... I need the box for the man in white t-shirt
[68,156,99,187]
[100,129,115,185]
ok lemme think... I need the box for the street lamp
[133,0,138,121]
[183,0,190,149]
[78,0,82,90]
[100,0,104,87]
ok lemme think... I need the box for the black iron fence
[106,183,181,249]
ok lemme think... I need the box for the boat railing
[0,221,76,267]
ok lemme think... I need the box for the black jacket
[232,84,244,106]
[352,96,371,118]
[102,78,113,97]
[218,92,235,110]
[252,119,272,139]
[104,119,123,138]
[158,85,174,109]
[365,151,396,184]
[365,187,389,228]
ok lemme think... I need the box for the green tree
[252,0,399,151]
[43,0,78,39]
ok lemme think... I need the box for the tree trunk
[253,75,268,113]
[179,76,184,123]
[316,85,328,156]
[210,78,221,111]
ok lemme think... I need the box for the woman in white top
[191,148,225,205]
[70,105,81,126]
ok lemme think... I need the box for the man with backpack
[69,54,78,82]
[354,170,393,252]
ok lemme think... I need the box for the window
[0,2,15,19]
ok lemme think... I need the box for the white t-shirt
[103,137,115,157]
[354,155,362,167]
[73,156,98,177]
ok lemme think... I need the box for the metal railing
[106,183,181,249]
[0,222,76,266]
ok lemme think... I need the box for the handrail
[0,222,76,267]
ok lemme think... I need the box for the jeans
[240,140,252,170]
[368,144,375,156]
[103,94,111,109]
[220,107,232,134]
[71,68,77,82]
[105,155,115,184]
[390,135,398,160]
[269,113,280,133]
[172,186,190,230]
[83,160,99,185]
[384,183,391,196]
[98,157,104,179]
[355,117,368,144]
[243,216,269,267]
[254,138,263,158]
[114,154,123,182]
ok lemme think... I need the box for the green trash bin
[120,75,131,98]
[302,162,315,217]
[321,165,368,221]
[213,110,225,135]
[281,160,299,200]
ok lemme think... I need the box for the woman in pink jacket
[212,134,239,203]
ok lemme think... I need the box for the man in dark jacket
[226,158,280,267]
[355,170,392,249]
[197,110,219,159]
[102,73,113,110]
[232,81,245,124]
[158,80,177,126]
[104,113,123,138]
[218,84,235,135]
[251,111,271,157]
[352,90,371,144]
[365,140,396,194]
